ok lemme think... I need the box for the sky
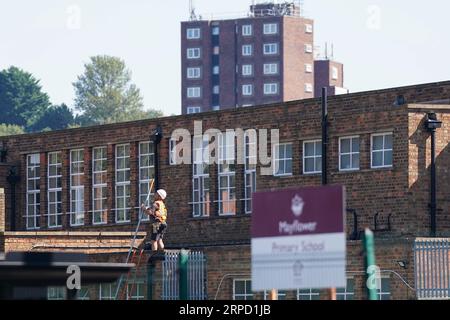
[0,0,449,116]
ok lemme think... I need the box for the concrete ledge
[4,231,147,237]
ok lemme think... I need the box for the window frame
[371,132,393,169]
[336,277,355,300]
[186,27,201,39]
[70,149,84,227]
[192,135,210,218]
[303,140,322,175]
[263,83,279,95]
[187,106,201,114]
[305,63,313,73]
[115,144,131,224]
[47,151,62,228]
[218,132,236,216]
[305,24,313,33]
[263,23,278,35]
[139,141,155,222]
[242,84,253,96]
[242,24,253,36]
[263,43,279,55]
[263,63,279,75]
[187,67,201,79]
[297,288,320,300]
[242,44,253,56]
[92,146,108,225]
[304,83,313,93]
[187,87,201,98]
[244,132,257,214]
[233,279,253,300]
[339,136,360,172]
[273,143,293,177]
[26,154,40,230]
[187,47,201,59]
[305,44,313,53]
[242,64,253,77]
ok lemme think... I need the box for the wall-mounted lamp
[397,260,409,269]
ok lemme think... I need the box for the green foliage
[29,104,75,132]
[0,66,51,128]
[73,55,162,125]
[0,124,25,137]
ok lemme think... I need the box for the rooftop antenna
[189,0,198,21]
[331,43,334,60]
[325,42,328,59]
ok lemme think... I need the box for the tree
[29,104,75,132]
[0,124,25,137]
[0,66,51,129]
[73,55,162,125]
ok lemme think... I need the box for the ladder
[114,179,155,300]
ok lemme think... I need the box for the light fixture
[425,113,442,131]
[397,260,408,269]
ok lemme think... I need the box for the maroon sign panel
[251,185,345,238]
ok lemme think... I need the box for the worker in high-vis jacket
[141,189,168,253]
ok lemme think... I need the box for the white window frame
[303,140,322,174]
[242,24,252,36]
[242,84,253,96]
[139,142,155,222]
[305,83,313,93]
[339,136,360,172]
[242,44,253,56]
[244,132,257,214]
[233,279,253,300]
[47,287,66,300]
[273,143,293,177]
[337,278,355,300]
[213,85,220,95]
[213,65,220,75]
[264,83,278,95]
[377,277,391,300]
[263,63,278,75]
[126,279,145,300]
[305,63,313,73]
[263,43,278,55]
[26,154,40,230]
[263,23,278,35]
[332,66,339,80]
[186,27,201,39]
[187,106,201,114]
[169,138,177,165]
[218,132,236,216]
[212,26,220,35]
[92,147,107,225]
[187,87,201,98]
[115,144,131,224]
[305,24,313,33]
[297,288,320,300]
[371,132,393,169]
[70,149,84,227]
[192,135,210,218]
[242,64,253,76]
[47,151,62,228]
[264,290,287,300]
[187,67,201,79]
[99,282,117,300]
[187,48,201,59]
[305,44,313,53]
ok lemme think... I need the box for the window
[273,143,293,176]
[213,46,220,55]
[303,140,322,174]
[169,137,181,165]
[187,106,201,114]
[305,83,313,93]
[192,135,210,217]
[99,282,117,300]
[47,287,66,300]
[115,144,130,223]
[213,85,220,95]
[218,132,236,216]
[264,83,278,95]
[263,23,278,35]
[187,27,201,39]
[139,142,155,221]
[213,65,220,75]
[187,67,201,79]
[242,64,253,76]
[127,279,145,300]
[244,132,257,213]
[26,154,40,230]
[187,87,201,98]
[297,289,320,300]
[233,279,253,300]
[212,105,220,111]
[187,48,201,59]
[263,43,278,55]
[70,149,84,226]
[371,133,393,168]
[305,63,313,73]
[242,24,252,36]
[332,66,339,80]
[77,287,90,300]
[377,277,391,300]
[305,44,313,53]
[264,290,286,300]
[242,44,253,56]
[263,63,278,75]
[339,136,360,171]
[212,26,220,35]
[242,84,253,96]
[48,152,62,228]
[305,24,313,33]
[337,278,355,300]
[92,147,107,225]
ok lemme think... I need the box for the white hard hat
[156,189,167,200]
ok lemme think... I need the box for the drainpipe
[424,113,442,237]
[151,126,163,190]
[321,87,328,185]
[6,167,20,231]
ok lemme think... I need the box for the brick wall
[0,188,4,252]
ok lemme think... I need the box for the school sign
[251,186,346,291]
